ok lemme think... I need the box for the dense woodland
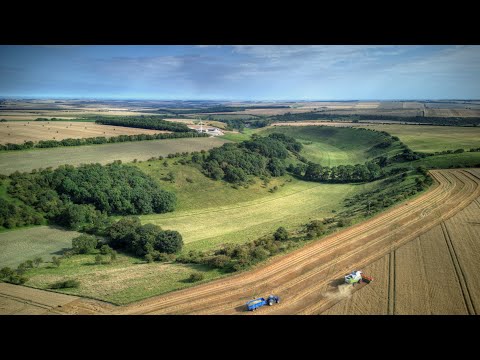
[201,133,303,183]
[106,216,183,256]
[4,163,176,231]
[0,197,44,228]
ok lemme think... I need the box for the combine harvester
[246,295,280,311]
[344,270,373,286]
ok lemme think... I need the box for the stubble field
[0,121,169,145]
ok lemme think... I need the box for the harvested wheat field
[0,121,170,144]
[324,170,480,315]
[113,169,480,315]
[424,108,480,118]
[0,283,112,315]
[2,169,479,315]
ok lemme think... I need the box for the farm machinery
[246,295,280,311]
[344,270,373,286]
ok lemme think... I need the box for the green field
[0,137,229,175]
[23,251,223,305]
[258,126,402,166]
[355,124,480,153]
[134,157,372,251]
[0,226,80,268]
[219,128,257,142]
[391,152,480,169]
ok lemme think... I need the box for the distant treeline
[268,111,480,126]
[0,132,208,151]
[94,116,194,132]
[157,105,290,115]
[220,118,272,131]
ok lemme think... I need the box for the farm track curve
[116,169,480,315]
[2,169,479,315]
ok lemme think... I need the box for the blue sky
[0,45,479,100]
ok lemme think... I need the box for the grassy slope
[0,137,229,175]
[258,126,402,166]
[135,158,371,251]
[219,128,257,142]
[23,251,223,305]
[0,226,80,267]
[355,124,480,153]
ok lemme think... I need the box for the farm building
[187,125,224,136]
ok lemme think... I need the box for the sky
[0,45,479,100]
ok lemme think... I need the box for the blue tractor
[246,295,280,311]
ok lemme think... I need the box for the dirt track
[118,169,480,314]
[2,169,479,315]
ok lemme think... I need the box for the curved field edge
[257,125,402,166]
[116,169,480,314]
[1,168,479,313]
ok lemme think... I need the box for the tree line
[301,162,383,183]
[0,131,208,152]
[267,111,480,127]
[94,116,194,132]
[220,118,272,131]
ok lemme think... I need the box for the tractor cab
[345,270,363,285]
[267,295,280,306]
[344,270,374,286]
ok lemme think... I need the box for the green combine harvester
[344,270,373,286]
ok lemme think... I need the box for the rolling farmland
[0,121,170,145]
[1,169,479,314]
[116,169,479,315]
[352,124,480,153]
[0,137,229,175]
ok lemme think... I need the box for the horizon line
[1,96,480,102]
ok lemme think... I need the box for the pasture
[0,137,229,175]
[136,158,372,251]
[258,125,402,166]
[353,124,480,153]
[0,226,80,268]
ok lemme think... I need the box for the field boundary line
[387,250,396,315]
[0,291,59,312]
